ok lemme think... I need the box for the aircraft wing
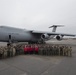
[32,31,75,36]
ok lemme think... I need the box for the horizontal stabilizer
[49,25,64,28]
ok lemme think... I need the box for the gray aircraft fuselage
[0,25,75,44]
[0,26,40,43]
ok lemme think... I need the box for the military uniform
[56,46,59,55]
[65,47,68,56]
[47,46,50,56]
[12,46,16,56]
[68,47,72,57]
[19,45,24,55]
[38,46,43,55]
[60,46,63,56]
[38,46,41,55]
[15,45,20,55]
[43,46,46,55]
[0,47,3,59]
[3,46,8,58]
[62,47,65,56]
[51,46,54,56]
[53,46,56,56]
[49,46,52,56]
[41,46,44,55]
[63,46,67,56]
[7,45,12,57]
[58,46,60,56]
[55,46,58,55]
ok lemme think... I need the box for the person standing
[12,46,16,56]
[0,47,3,59]
[35,45,39,54]
[68,47,72,57]
[3,46,8,58]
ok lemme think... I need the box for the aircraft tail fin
[49,25,64,32]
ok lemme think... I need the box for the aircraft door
[8,35,12,43]
[9,35,11,40]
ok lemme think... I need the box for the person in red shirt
[35,45,39,54]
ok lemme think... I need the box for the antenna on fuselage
[49,25,64,32]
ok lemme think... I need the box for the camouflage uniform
[47,46,50,56]
[65,46,68,56]
[19,45,24,55]
[57,46,59,55]
[41,46,44,55]
[7,45,12,57]
[44,46,48,55]
[63,46,66,56]
[55,46,58,55]
[58,46,60,56]
[51,46,54,56]
[49,46,52,56]
[42,46,45,55]
[46,46,48,56]
[38,46,42,55]
[0,47,3,59]
[68,47,72,57]
[15,45,20,55]
[3,46,8,58]
[60,46,63,56]
[53,46,56,55]
[12,46,16,56]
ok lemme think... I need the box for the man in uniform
[49,45,52,56]
[15,45,20,55]
[43,46,46,55]
[0,46,3,59]
[3,46,8,58]
[38,45,41,55]
[68,47,72,57]
[64,46,68,56]
[41,45,44,55]
[58,46,60,56]
[55,46,58,55]
[47,45,50,56]
[60,46,62,56]
[62,46,66,56]
[7,45,12,57]
[53,46,56,56]
[12,46,16,56]
[51,46,54,56]
[43,45,47,55]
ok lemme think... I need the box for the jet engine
[56,35,63,40]
[41,34,50,39]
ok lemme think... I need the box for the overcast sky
[0,0,76,34]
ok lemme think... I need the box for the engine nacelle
[56,35,63,40]
[41,34,50,39]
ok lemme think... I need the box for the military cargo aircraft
[0,25,75,44]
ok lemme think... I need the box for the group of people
[24,44,72,57]
[0,45,16,59]
[0,44,72,59]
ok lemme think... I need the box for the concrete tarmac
[0,39,76,75]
